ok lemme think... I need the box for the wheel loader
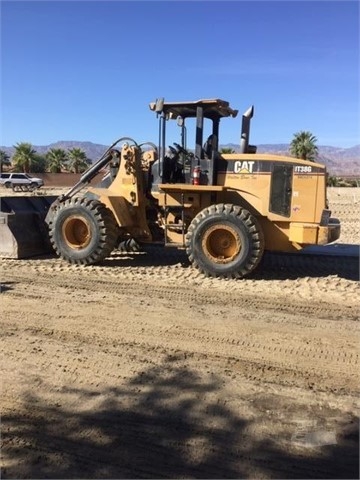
[0,98,340,278]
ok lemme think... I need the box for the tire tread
[48,197,118,265]
[185,204,264,279]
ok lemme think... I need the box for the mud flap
[0,196,57,259]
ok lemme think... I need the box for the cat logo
[234,160,255,174]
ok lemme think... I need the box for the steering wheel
[168,145,178,156]
[173,142,188,155]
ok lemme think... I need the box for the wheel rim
[202,224,241,264]
[62,216,91,249]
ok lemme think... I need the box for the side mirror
[177,116,184,127]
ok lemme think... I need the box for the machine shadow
[252,249,359,282]
[27,244,359,281]
[2,360,359,479]
[101,246,359,281]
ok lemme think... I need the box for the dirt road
[1,188,359,479]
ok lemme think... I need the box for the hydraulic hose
[61,137,138,200]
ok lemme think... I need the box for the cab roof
[149,98,238,120]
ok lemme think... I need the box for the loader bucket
[0,196,58,259]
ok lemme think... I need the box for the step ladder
[163,192,186,247]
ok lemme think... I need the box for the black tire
[5,182,11,189]
[48,197,119,265]
[185,203,264,279]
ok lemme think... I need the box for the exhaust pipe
[240,105,256,154]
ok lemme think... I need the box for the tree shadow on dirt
[255,426,360,479]
[2,359,359,479]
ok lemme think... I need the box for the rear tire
[5,182,11,189]
[185,204,264,279]
[48,197,118,265]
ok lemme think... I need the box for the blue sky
[1,0,359,148]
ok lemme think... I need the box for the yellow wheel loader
[0,98,340,278]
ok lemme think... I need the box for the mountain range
[1,140,359,176]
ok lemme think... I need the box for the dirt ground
[0,187,359,479]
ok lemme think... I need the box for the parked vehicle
[0,173,44,191]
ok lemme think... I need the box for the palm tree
[67,147,90,173]
[0,150,11,173]
[220,147,236,154]
[290,131,319,162]
[31,154,47,173]
[46,148,68,173]
[12,142,38,173]
[327,175,340,187]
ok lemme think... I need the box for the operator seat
[162,147,185,183]
[203,134,214,159]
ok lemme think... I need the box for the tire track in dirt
[3,266,358,322]
[2,296,359,477]
[3,316,358,369]
[1,317,358,398]
[2,273,359,397]
[2,263,359,363]
[2,306,358,370]
[1,246,358,309]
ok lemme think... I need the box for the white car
[0,173,44,189]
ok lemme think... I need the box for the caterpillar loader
[0,98,340,278]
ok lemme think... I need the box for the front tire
[48,197,118,265]
[185,204,264,279]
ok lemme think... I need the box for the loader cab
[149,98,239,188]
